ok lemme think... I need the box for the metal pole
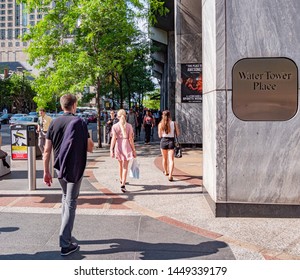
[103,125,106,144]
[27,146,36,190]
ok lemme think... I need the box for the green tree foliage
[20,0,158,146]
[0,73,35,112]
[143,88,160,110]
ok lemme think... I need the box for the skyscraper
[0,0,48,66]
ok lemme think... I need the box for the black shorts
[160,137,175,150]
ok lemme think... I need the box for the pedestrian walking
[158,110,180,181]
[43,94,94,256]
[110,109,137,193]
[37,108,52,154]
[105,110,118,144]
[135,110,143,139]
[126,108,138,139]
[143,110,154,144]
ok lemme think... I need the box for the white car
[9,116,38,128]
[9,114,28,125]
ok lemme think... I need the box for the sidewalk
[0,139,300,260]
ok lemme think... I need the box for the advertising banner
[11,125,28,160]
[181,63,202,103]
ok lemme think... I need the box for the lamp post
[16,66,25,113]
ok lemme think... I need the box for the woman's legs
[161,149,168,175]
[118,159,129,187]
[167,149,175,180]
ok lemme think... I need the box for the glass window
[7,10,13,15]
[0,10,5,15]
[0,23,5,27]
[7,29,13,39]
[8,4,13,8]
[16,41,20,47]
[8,42,12,47]
[0,4,5,8]
[30,21,35,26]
[23,41,27,46]
[0,29,5,39]
[7,16,13,21]
[1,42,5,47]
[15,28,20,38]
[0,16,5,21]
[30,14,35,20]
[7,22,12,27]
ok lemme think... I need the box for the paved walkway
[0,138,300,260]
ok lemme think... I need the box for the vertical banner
[181,63,202,103]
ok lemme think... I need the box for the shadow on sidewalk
[0,239,234,260]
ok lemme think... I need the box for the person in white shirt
[157,110,180,181]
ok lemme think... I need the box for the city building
[0,0,51,72]
[150,0,202,146]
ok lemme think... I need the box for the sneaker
[61,242,79,256]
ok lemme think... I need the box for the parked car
[28,111,38,116]
[48,113,60,120]
[9,116,38,127]
[0,113,13,124]
[9,114,28,125]
[76,113,89,124]
[87,114,97,123]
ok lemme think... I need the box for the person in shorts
[157,110,180,181]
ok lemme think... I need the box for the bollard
[28,146,36,190]
[103,125,106,144]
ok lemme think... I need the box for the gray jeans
[58,177,82,248]
[38,131,46,154]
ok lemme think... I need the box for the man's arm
[87,138,94,153]
[43,139,53,187]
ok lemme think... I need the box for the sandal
[121,185,127,193]
[163,171,169,176]
[168,176,173,182]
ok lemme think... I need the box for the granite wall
[175,0,202,144]
[202,0,300,216]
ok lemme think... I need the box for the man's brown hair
[60,94,77,110]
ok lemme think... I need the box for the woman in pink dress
[110,109,137,192]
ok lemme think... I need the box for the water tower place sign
[232,57,298,121]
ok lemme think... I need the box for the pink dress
[112,123,134,161]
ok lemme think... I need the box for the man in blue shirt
[43,94,94,256]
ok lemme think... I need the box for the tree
[22,0,151,147]
[20,0,168,146]
[143,89,160,110]
[0,72,36,113]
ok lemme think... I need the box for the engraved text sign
[232,57,298,121]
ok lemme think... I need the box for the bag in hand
[129,158,140,179]
[174,142,182,158]
[174,124,182,158]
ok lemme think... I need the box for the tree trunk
[96,77,102,148]
[120,75,123,109]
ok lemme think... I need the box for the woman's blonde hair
[117,109,127,138]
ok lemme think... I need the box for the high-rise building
[0,0,48,66]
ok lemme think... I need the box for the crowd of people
[36,98,180,257]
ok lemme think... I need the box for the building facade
[0,0,50,69]
[151,0,202,145]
